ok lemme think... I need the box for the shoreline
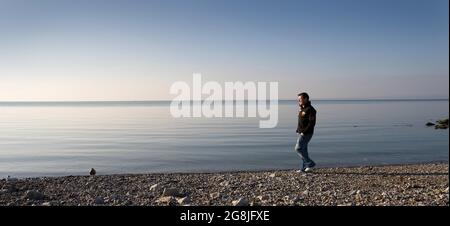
[1,163,448,206]
[4,160,449,179]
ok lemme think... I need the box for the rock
[41,202,52,206]
[436,118,449,125]
[302,190,309,196]
[162,187,183,197]
[435,124,448,129]
[232,198,249,206]
[283,195,292,202]
[25,190,44,200]
[219,181,229,187]
[210,192,221,199]
[0,189,8,195]
[433,118,448,129]
[256,194,270,202]
[445,187,449,193]
[149,183,161,192]
[94,196,105,204]
[89,168,96,176]
[177,196,191,205]
[269,173,276,178]
[156,196,176,205]
[425,118,449,129]
[337,203,353,206]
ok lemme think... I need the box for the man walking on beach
[295,92,317,173]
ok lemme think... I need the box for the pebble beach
[0,163,448,206]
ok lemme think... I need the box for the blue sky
[0,0,448,100]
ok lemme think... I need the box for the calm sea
[0,99,448,177]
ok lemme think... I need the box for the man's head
[297,92,310,106]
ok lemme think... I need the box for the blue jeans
[295,133,315,170]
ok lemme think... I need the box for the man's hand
[300,133,304,137]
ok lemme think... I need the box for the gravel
[0,163,448,206]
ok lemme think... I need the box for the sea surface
[0,99,448,177]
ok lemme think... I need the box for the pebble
[257,194,270,202]
[210,192,221,199]
[149,183,161,192]
[162,187,183,197]
[232,197,249,206]
[89,168,96,176]
[156,196,176,205]
[177,196,191,205]
[94,196,105,205]
[25,190,44,200]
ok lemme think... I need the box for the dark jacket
[296,101,317,135]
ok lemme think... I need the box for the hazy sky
[0,0,448,101]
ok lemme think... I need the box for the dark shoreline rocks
[0,163,448,206]
[427,118,449,129]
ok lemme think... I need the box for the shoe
[295,169,305,173]
[304,162,316,172]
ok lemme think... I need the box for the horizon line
[0,98,449,103]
